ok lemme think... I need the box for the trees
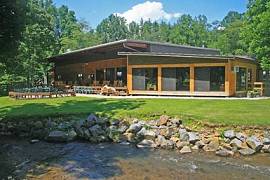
[96,14,129,43]
[0,0,26,83]
[242,0,270,70]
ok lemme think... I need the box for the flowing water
[1,136,270,180]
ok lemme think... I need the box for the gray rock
[216,149,234,157]
[46,130,68,142]
[179,128,189,141]
[238,148,256,156]
[85,114,98,127]
[84,129,91,139]
[118,125,128,134]
[111,120,120,126]
[96,117,109,125]
[155,135,167,146]
[89,124,104,137]
[170,118,182,126]
[108,125,121,142]
[166,140,175,149]
[203,140,219,152]
[230,138,244,149]
[235,132,247,142]
[67,130,77,141]
[126,123,142,133]
[263,137,270,145]
[158,115,170,126]
[137,139,156,148]
[195,141,205,148]
[246,136,263,152]
[176,141,190,149]
[137,128,156,140]
[262,145,270,153]
[180,146,192,154]
[224,130,235,139]
[188,132,200,144]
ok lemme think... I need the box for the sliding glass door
[162,67,190,91]
[132,68,158,90]
[236,67,247,91]
[195,67,225,92]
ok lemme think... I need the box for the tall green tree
[18,0,58,85]
[0,0,26,83]
[242,0,270,70]
[96,14,129,43]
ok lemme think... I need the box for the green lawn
[0,96,269,126]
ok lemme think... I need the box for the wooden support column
[190,64,195,94]
[127,65,132,94]
[225,62,230,96]
[158,65,162,92]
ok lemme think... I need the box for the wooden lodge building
[48,39,258,97]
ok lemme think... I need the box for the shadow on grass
[0,98,146,120]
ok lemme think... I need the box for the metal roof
[48,39,220,61]
[118,52,256,62]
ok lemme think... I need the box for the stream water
[1,136,270,180]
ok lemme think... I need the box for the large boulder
[262,145,270,153]
[224,130,235,139]
[84,114,98,127]
[179,128,189,141]
[137,128,156,140]
[230,138,245,149]
[176,141,190,149]
[203,138,219,152]
[89,124,104,137]
[216,148,234,157]
[187,132,200,144]
[180,146,192,154]
[235,132,247,142]
[238,148,256,156]
[137,139,156,148]
[123,133,136,143]
[246,136,263,152]
[157,115,170,126]
[170,118,182,127]
[126,123,142,133]
[46,130,69,142]
[155,135,167,147]
[263,138,270,145]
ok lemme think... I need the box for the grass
[0,96,270,126]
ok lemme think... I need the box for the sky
[53,0,249,27]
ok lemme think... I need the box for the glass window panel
[132,68,158,91]
[195,67,225,92]
[162,68,177,91]
[96,69,104,82]
[162,67,190,91]
[236,67,247,91]
[177,68,190,91]
[210,67,225,91]
[195,67,210,91]
[106,68,115,85]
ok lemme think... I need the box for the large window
[195,67,225,92]
[96,69,105,82]
[236,67,247,91]
[162,67,190,91]
[116,67,127,85]
[106,68,115,85]
[132,68,158,90]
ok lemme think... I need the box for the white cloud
[115,1,181,23]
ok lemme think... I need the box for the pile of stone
[1,114,270,157]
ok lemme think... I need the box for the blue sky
[53,0,248,27]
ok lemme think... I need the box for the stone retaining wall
[0,114,270,157]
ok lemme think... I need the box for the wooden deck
[9,91,75,99]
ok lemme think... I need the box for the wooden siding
[55,58,127,83]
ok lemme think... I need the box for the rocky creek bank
[1,114,270,157]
